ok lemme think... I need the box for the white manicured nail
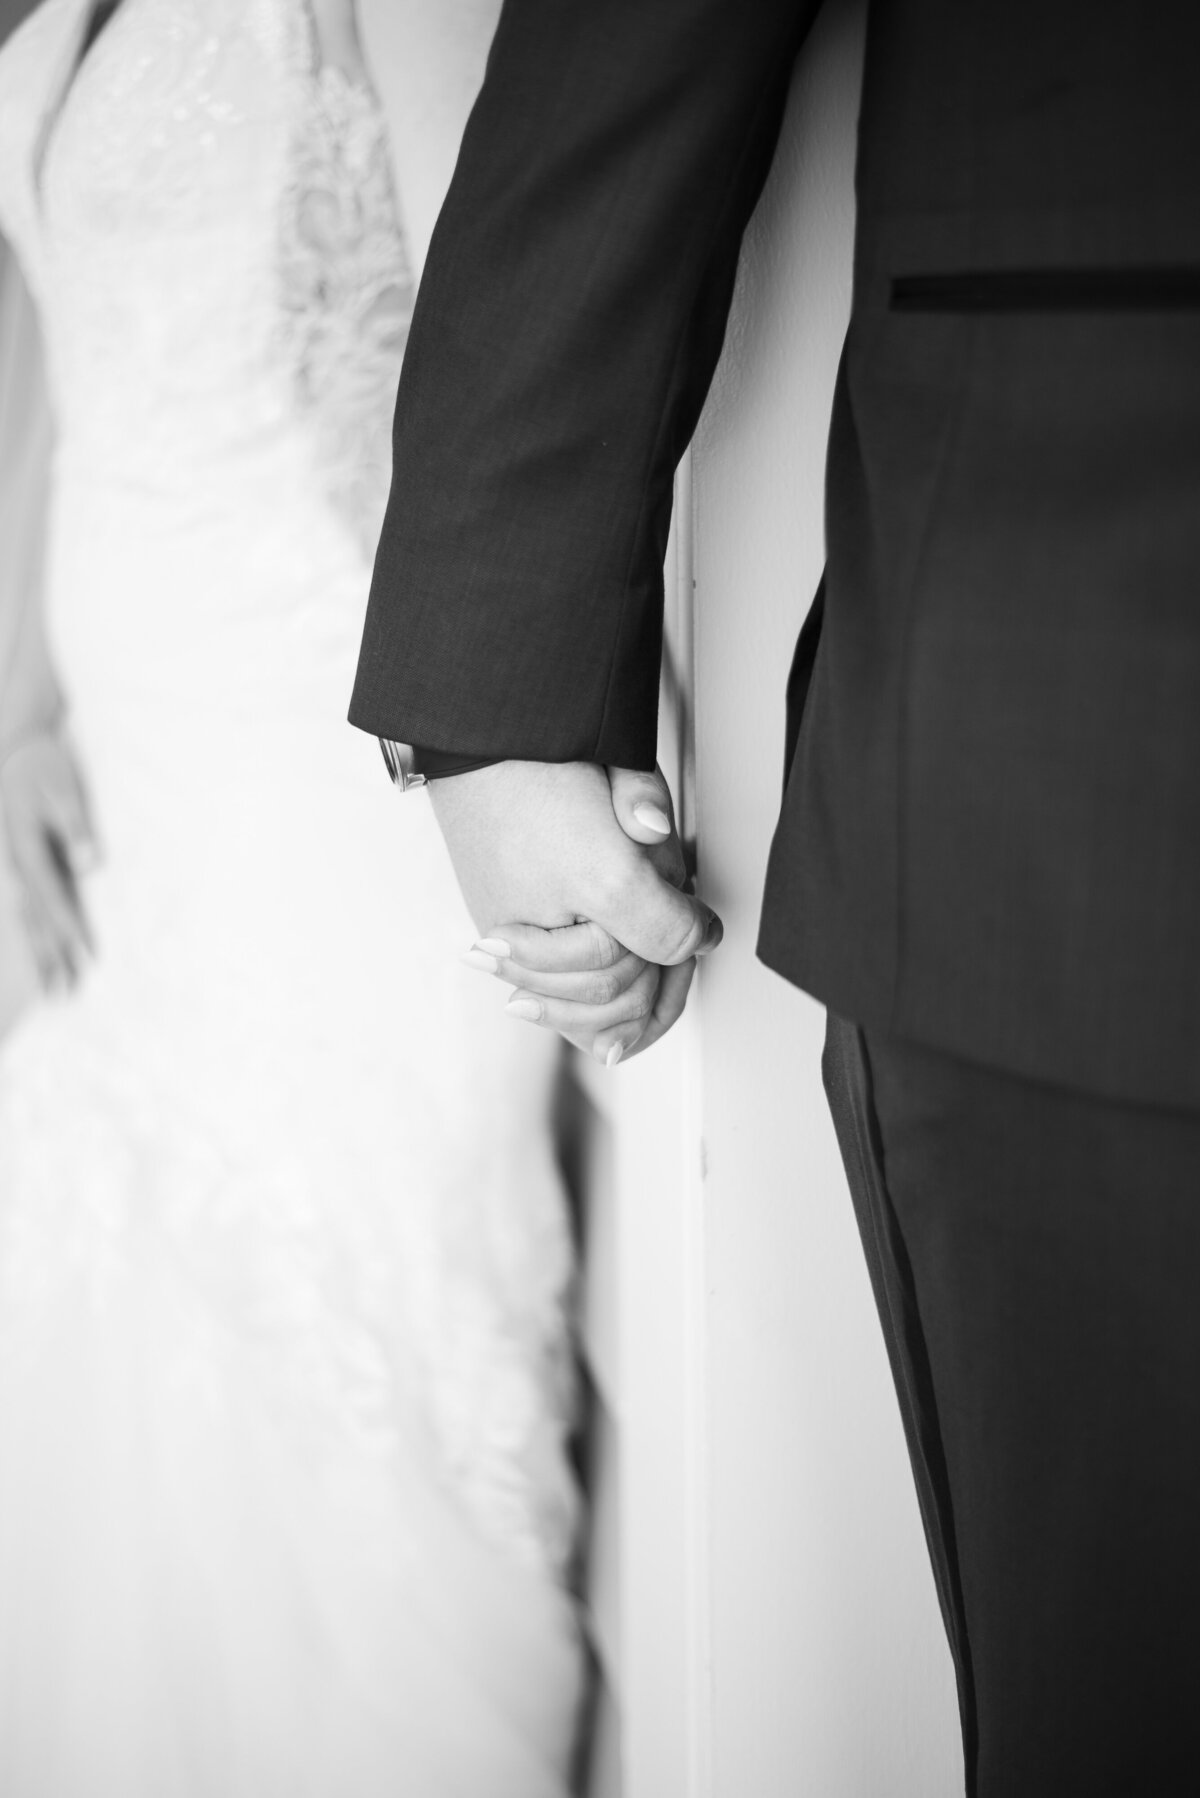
[632,802,671,837]
[506,998,542,1022]
[605,1042,624,1068]
[475,937,511,957]
[461,948,500,974]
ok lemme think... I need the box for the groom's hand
[431,759,721,1062]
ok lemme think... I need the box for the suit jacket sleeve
[350,0,820,769]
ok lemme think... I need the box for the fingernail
[505,998,542,1022]
[475,937,511,957]
[697,913,724,954]
[604,1042,624,1069]
[461,947,501,974]
[632,802,671,837]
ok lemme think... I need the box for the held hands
[431,760,721,1065]
[0,728,97,992]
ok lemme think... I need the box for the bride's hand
[1,730,97,991]
[460,765,712,1066]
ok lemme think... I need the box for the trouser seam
[824,1014,980,1796]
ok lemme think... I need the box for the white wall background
[359,0,502,270]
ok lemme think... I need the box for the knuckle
[590,970,621,1005]
[582,921,621,971]
[597,933,625,970]
[626,986,654,1022]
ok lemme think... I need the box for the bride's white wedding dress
[0,3,583,1792]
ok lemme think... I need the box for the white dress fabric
[0,3,583,1793]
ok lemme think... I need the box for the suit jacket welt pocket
[889,267,1200,312]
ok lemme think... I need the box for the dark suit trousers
[823,1013,1200,1798]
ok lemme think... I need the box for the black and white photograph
[1,1,1198,1794]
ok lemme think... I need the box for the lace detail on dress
[0,0,581,1600]
[278,56,413,558]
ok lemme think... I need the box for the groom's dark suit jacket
[351,0,1200,1109]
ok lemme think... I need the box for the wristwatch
[378,739,427,791]
[378,739,503,790]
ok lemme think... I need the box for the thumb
[607,764,675,847]
[596,857,723,968]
